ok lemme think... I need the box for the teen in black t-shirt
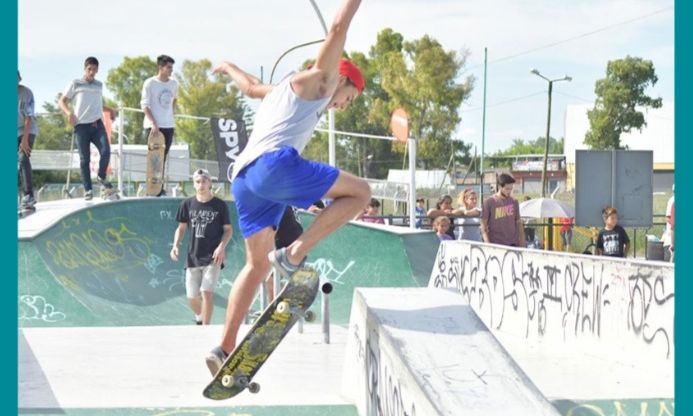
[171,169,232,325]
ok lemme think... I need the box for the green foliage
[303,28,474,177]
[174,59,248,160]
[494,136,564,157]
[34,95,72,151]
[584,56,662,149]
[105,56,157,144]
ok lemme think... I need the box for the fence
[361,214,668,259]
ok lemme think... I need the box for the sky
[18,0,674,154]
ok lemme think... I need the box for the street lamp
[530,69,572,197]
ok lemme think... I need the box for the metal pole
[480,47,488,205]
[117,103,124,194]
[540,81,553,197]
[611,149,616,209]
[408,138,417,228]
[321,278,333,344]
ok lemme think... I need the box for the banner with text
[211,117,248,182]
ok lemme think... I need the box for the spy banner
[211,117,248,182]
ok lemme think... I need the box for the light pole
[530,69,571,197]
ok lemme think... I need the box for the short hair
[602,207,618,218]
[416,198,425,203]
[433,216,451,227]
[157,55,175,67]
[498,173,516,188]
[84,56,99,68]
[367,198,381,208]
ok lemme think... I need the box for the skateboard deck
[203,267,320,400]
[18,205,36,219]
[145,131,166,196]
[101,187,120,201]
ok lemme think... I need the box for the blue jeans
[17,134,36,197]
[74,120,110,191]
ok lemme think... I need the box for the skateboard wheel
[277,301,290,314]
[304,310,316,322]
[248,382,260,394]
[221,374,234,388]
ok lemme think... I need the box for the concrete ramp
[19,198,439,327]
[342,288,559,416]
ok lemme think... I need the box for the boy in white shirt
[141,54,178,196]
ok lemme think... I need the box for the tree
[34,95,73,151]
[377,30,474,169]
[494,136,564,157]
[584,56,662,149]
[174,59,248,160]
[303,28,475,177]
[106,56,157,144]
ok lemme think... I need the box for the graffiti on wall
[431,242,674,359]
[18,295,66,323]
[363,326,417,416]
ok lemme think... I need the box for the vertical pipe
[118,103,124,193]
[409,138,417,228]
[480,47,488,205]
[541,81,553,197]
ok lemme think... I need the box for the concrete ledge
[342,288,559,416]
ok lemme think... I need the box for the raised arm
[213,62,273,100]
[291,0,362,99]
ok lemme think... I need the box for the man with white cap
[171,168,232,325]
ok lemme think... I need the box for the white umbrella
[520,198,575,218]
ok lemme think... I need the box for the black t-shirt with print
[596,225,630,257]
[176,196,231,268]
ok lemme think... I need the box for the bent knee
[354,179,371,203]
[246,257,271,278]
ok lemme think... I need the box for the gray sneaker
[268,247,306,278]
[84,190,93,201]
[205,346,228,376]
[21,194,36,207]
[98,177,113,189]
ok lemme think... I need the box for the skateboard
[101,186,120,201]
[18,204,36,219]
[146,131,166,196]
[203,267,320,400]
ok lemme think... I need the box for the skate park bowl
[18,198,675,415]
[18,198,437,328]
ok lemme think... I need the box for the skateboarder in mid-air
[205,0,369,373]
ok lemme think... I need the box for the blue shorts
[232,146,339,238]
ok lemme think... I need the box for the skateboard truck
[220,375,261,394]
[276,301,316,322]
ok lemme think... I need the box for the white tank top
[231,73,331,180]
